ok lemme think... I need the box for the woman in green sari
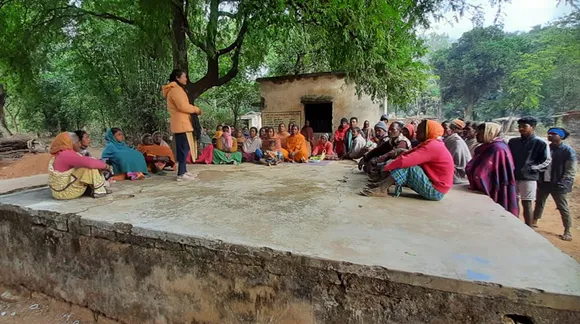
[213,126,242,164]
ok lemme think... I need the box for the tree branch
[217,19,248,56]
[171,1,208,54]
[216,40,243,86]
[218,11,237,19]
[66,5,136,25]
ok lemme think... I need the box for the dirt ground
[0,285,118,324]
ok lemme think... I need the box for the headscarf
[548,127,566,138]
[50,132,73,155]
[450,119,465,130]
[222,127,233,149]
[424,120,444,142]
[321,133,329,140]
[105,128,126,148]
[404,123,416,139]
[483,122,502,144]
[374,121,388,132]
[102,128,149,175]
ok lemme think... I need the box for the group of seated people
[48,128,175,200]
[47,117,576,242]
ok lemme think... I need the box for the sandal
[359,188,389,197]
[560,233,572,241]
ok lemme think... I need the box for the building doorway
[304,102,333,133]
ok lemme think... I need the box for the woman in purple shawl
[466,122,519,216]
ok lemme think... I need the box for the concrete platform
[1,162,580,323]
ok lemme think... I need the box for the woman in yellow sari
[48,132,111,199]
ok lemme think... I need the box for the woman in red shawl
[333,118,350,156]
[466,122,518,216]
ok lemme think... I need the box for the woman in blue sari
[101,128,149,180]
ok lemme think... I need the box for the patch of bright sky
[428,0,575,40]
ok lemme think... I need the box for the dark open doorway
[304,102,333,133]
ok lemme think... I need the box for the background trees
[0,0,578,139]
[431,11,580,122]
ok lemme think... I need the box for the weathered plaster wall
[259,75,383,130]
[1,205,579,324]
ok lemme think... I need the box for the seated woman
[466,122,518,216]
[235,129,246,153]
[285,124,309,163]
[101,128,149,181]
[74,130,92,157]
[242,127,263,162]
[262,140,283,166]
[48,132,110,199]
[403,124,419,148]
[137,134,176,175]
[262,127,287,160]
[213,126,242,164]
[311,134,336,160]
[360,120,454,201]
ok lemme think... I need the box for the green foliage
[431,12,580,122]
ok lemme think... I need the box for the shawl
[243,135,262,154]
[362,126,375,141]
[286,133,308,154]
[404,124,416,141]
[389,134,412,151]
[444,133,472,184]
[466,139,518,216]
[137,143,175,163]
[465,137,480,157]
[333,125,350,142]
[50,132,73,155]
[101,129,149,175]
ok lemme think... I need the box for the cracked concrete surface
[2,162,579,296]
[1,162,580,322]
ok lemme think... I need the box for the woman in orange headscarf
[48,132,110,199]
[360,120,455,201]
[284,124,309,162]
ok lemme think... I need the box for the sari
[278,131,290,148]
[48,133,108,200]
[466,123,518,216]
[333,125,350,156]
[262,135,288,160]
[213,134,242,164]
[285,133,308,162]
[101,129,149,178]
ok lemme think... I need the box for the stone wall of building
[1,205,579,324]
[259,74,383,130]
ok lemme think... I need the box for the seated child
[262,141,283,166]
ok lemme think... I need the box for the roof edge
[256,72,347,83]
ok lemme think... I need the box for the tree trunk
[464,102,474,121]
[0,84,13,138]
[171,3,189,71]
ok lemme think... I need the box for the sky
[428,0,575,40]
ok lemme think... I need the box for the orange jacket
[161,82,202,134]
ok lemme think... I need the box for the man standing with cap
[533,127,576,241]
[508,117,551,227]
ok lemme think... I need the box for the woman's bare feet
[561,232,572,241]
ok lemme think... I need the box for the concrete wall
[259,75,382,130]
[1,205,579,324]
